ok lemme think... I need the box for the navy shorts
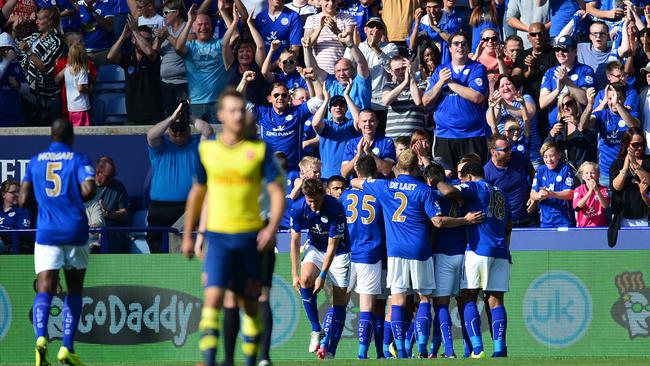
[204,231,262,300]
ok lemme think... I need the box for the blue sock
[405,320,414,358]
[382,320,393,358]
[299,288,321,332]
[491,306,507,357]
[458,301,473,357]
[357,311,373,358]
[390,305,407,358]
[463,301,483,354]
[373,315,384,358]
[62,294,82,353]
[328,306,346,356]
[415,302,431,356]
[437,304,455,357]
[430,311,441,356]
[321,307,333,349]
[33,292,52,340]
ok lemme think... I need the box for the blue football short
[204,231,262,299]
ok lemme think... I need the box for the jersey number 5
[46,162,63,197]
[346,195,376,224]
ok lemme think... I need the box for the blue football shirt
[340,188,385,264]
[433,190,467,256]
[318,118,359,178]
[540,63,595,124]
[23,142,95,246]
[457,180,511,260]
[362,175,441,261]
[290,195,349,254]
[255,103,312,171]
[531,163,575,228]
[593,108,639,182]
[342,135,396,177]
[255,7,303,60]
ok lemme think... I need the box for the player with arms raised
[181,89,285,366]
[440,161,512,358]
[341,155,385,359]
[20,119,96,366]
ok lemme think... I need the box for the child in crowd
[289,156,323,200]
[530,142,575,228]
[262,40,307,93]
[573,161,609,227]
[55,43,91,126]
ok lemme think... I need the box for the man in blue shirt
[79,0,116,67]
[146,101,214,252]
[20,119,97,366]
[239,78,323,172]
[304,31,372,118]
[484,134,537,227]
[176,6,227,124]
[408,0,461,65]
[539,35,595,127]
[312,87,361,178]
[290,178,350,358]
[352,149,446,358]
[446,160,512,359]
[255,0,303,60]
[341,110,396,178]
[341,155,385,359]
[423,31,489,170]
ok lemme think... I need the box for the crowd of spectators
[2,0,650,253]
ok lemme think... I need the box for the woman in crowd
[14,7,63,124]
[530,142,575,228]
[472,28,506,91]
[610,127,650,227]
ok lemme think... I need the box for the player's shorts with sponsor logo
[433,253,464,297]
[34,243,90,274]
[302,244,350,288]
[347,260,385,295]
[461,250,510,292]
[204,231,262,299]
[386,256,435,295]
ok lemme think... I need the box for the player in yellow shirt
[182,89,285,366]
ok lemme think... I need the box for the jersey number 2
[46,162,62,197]
[392,192,407,222]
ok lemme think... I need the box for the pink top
[572,184,609,227]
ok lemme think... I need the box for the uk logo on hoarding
[523,271,592,348]
[270,274,299,347]
[0,285,11,341]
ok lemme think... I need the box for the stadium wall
[1,233,650,362]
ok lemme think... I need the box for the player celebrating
[290,178,350,359]
[20,119,96,366]
[443,161,512,358]
[341,155,385,359]
[181,89,285,366]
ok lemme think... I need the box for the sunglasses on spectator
[482,36,498,42]
[529,31,544,38]
[562,100,576,108]
[506,127,520,133]
[163,9,178,15]
[273,93,288,99]
[631,142,644,149]
[281,59,296,65]
[451,40,467,47]
[495,145,512,152]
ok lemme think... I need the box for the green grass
[5,358,650,366]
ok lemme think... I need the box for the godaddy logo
[611,271,650,339]
[29,285,202,347]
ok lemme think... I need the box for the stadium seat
[91,97,105,125]
[95,93,127,125]
[95,64,126,92]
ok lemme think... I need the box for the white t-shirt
[64,66,90,112]
[138,14,165,31]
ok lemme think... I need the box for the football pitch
[4,358,650,366]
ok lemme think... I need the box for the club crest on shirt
[475,78,483,87]
[320,216,329,223]
[281,17,289,26]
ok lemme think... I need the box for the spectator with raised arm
[0,0,18,28]
[382,56,424,138]
[303,0,356,74]
[423,31,489,169]
[175,3,226,124]
[340,109,396,178]
[506,0,549,49]
[261,39,307,93]
[304,29,371,118]
[312,81,360,178]
[345,16,398,131]
[146,101,214,253]
[75,0,115,68]
[107,16,162,124]
[408,0,459,65]
[255,0,302,60]
[539,35,594,128]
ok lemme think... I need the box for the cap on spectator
[641,62,650,75]
[553,35,577,50]
[365,17,385,28]
[329,95,346,108]
[0,32,14,48]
